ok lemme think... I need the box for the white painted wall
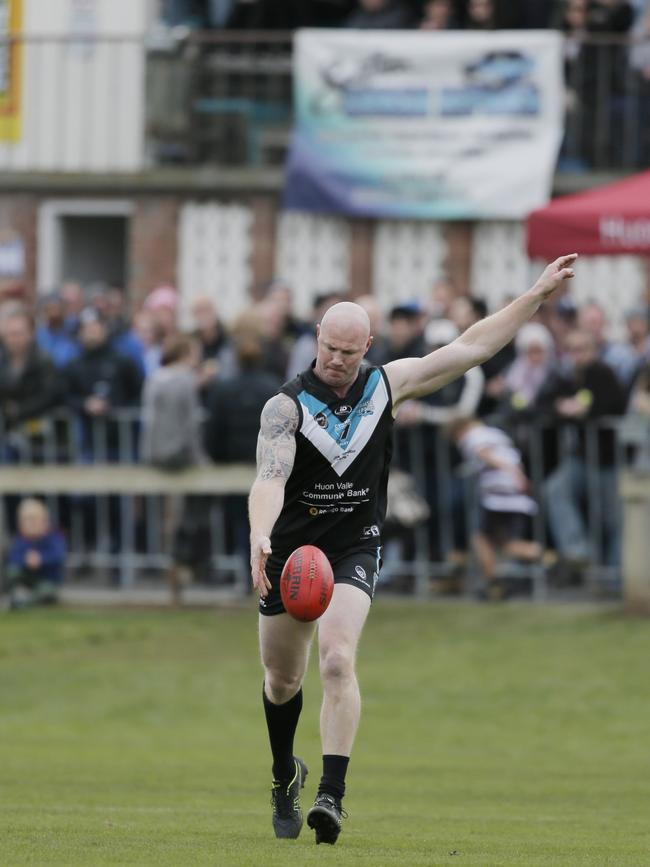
[0,0,153,171]
[178,202,254,327]
[275,211,351,317]
[470,220,646,336]
[373,220,447,311]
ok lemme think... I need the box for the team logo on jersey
[335,421,352,443]
[334,404,352,418]
[362,525,380,538]
[309,507,319,516]
[296,370,389,477]
[355,565,367,581]
[357,399,375,416]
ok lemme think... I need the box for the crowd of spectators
[1,274,650,597]
[153,1,650,171]
[159,0,646,32]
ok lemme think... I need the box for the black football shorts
[259,546,383,617]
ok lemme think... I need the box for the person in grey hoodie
[141,333,207,600]
[141,333,204,470]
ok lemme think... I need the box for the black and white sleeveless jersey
[270,363,394,558]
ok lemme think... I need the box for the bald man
[249,255,578,846]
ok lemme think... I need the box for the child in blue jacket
[6,498,66,608]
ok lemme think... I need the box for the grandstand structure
[0,2,647,323]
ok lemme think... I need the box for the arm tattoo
[256,394,298,481]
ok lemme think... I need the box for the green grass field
[1,599,649,866]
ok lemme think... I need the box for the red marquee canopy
[527,171,650,259]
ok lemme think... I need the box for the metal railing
[147,30,293,166]
[383,413,646,598]
[0,410,254,590]
[0,31,648,173]
[0,409,645,598]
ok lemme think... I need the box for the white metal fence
[0,408,644,598]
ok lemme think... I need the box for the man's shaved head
[315,302,373,395]
[320,302,371,340]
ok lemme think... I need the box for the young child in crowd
[5,498,67,609]
[450,417,542,600]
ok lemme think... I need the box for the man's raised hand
[534,254,578,300]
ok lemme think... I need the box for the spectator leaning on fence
[142,333,205,471]
[0,308,64,456]
[142,332,208,597]
[501,322,557,419]
[541,328,627,575]
[577,301,639,391]
[450,416,541,601]
[5,498,67,610]
[205,312,283,569]
[63,307,143,460]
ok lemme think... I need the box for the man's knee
[320,646,355,685]
[264,665,303,704]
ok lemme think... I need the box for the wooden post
[620,471,650,615]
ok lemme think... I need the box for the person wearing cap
[35,292,81,369]
[385,299,429,363]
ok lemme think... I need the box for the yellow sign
[0,0,22,141]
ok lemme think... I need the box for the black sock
[263,685,303,782]
[318,754,349,801]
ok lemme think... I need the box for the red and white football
[280,545,334,622]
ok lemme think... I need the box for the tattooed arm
[248,393,299,597]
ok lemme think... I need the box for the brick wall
[129,196,181,308]
[0,194,38,302]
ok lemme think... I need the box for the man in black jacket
[542,328,627,569]
[0,308,64,454]
[205,321,281,567]
[64,308,143,460]
[344,0,417,28]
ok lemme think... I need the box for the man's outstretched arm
[386,254,577,409]
[248,393,299,597]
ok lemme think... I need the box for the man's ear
[316,324,321,339]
